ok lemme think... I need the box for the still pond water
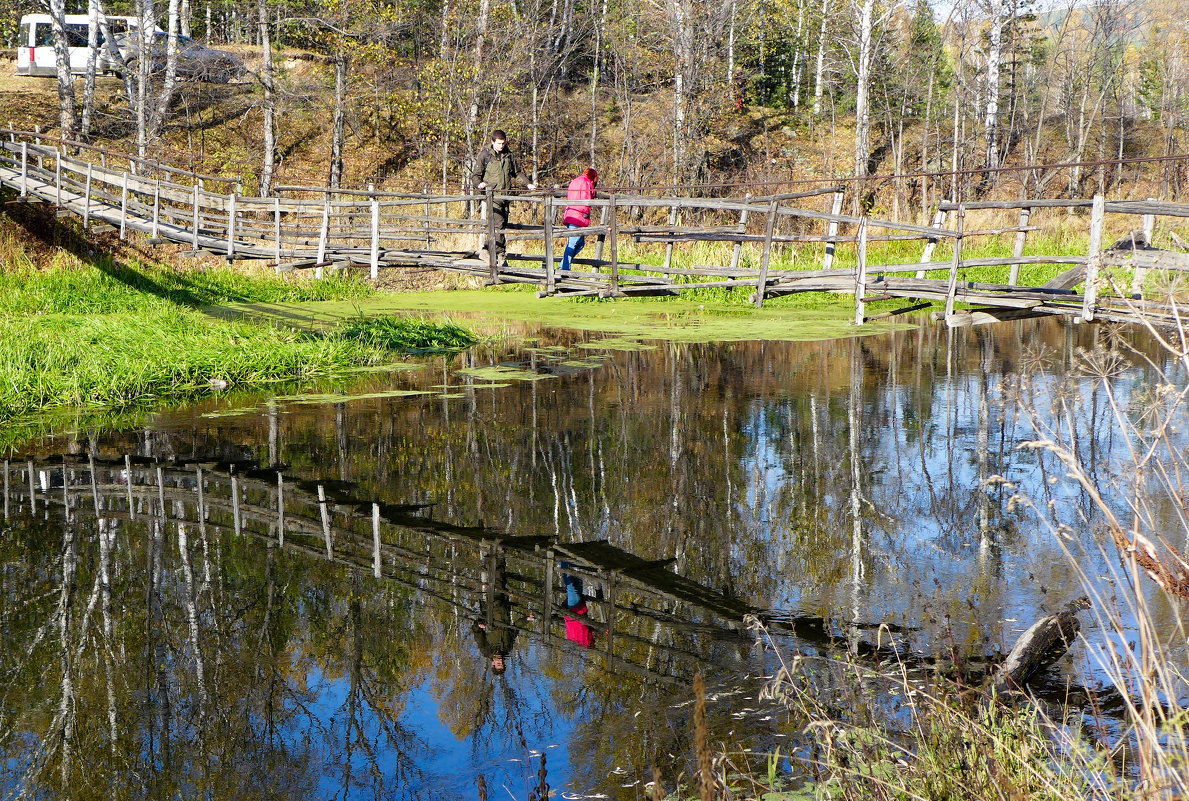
[1,318,1182,799]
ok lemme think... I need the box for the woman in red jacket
[559,167,598,274]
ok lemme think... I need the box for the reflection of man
[472,548,518,674]
[559,562,595,648]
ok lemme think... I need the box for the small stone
[209,378,230,390]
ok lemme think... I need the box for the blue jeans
[559,223,586,274]
[558,561,584,607]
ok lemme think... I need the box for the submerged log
[991,596,1090,696]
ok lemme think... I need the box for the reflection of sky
[301,639,580,800]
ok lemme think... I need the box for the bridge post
[3,459,8,522]
[822,191,844,269]
[369,184,379,280]
[662,202,677,273]
[486,188,497,283]
[316,195,330,277]
[609,195,620,294]
[1132,198,1156,298]
[192,183,201,252]
[84,164,93,230]
[273,196,282,269]
[1082,194,1104,322]
[853,216,868,325]
[754,198,779,308]
[729,193,751,273]
[226,192,237,259]
[592,203,608,269]
[151,177,160,239]
[26,460,35,515]
[119,172,129,239]
[423,185,431,250]
[231,472,241,536]
[1008,206,1031,286]
[544,194,555,295]
[19,142,27,197]
[916,208,946,279]
[943,203,965,320]
[54,158,61,207]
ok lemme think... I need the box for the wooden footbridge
[4,128,1189,328]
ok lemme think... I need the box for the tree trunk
[853,0,874,200]
[137,0,153,160]
[984,0,1003,170]
[329,53,347,188]
[463,0,490,191]
[48,0,78,142]
[812,0,829,116]
[258,0,276,196]
[181,0,191,37]
[150,0,183,139]
[82,0,99,139]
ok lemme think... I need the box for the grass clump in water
[336,315,478,352]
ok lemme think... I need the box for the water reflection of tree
[9,318,1184,798]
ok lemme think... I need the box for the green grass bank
[0,252,477,427]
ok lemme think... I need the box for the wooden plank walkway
[2,128,1188,328]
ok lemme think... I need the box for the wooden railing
[3,127,1189,327]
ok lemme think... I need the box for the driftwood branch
[991,596,1090,696]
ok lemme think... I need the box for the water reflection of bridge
[4,453,762,685]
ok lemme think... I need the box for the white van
[15,14,145,77]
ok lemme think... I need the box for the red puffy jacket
[562,173,596,227]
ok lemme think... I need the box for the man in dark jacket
[472,129,535,267]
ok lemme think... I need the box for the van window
[19,22,31,46]
[33,22,94,48]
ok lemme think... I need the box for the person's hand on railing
[477,181,487,190]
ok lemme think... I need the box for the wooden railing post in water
[230,471,241,536]
[273,196,282,269]
[124,454,134,519]
[1008,206,1031,286]
[225,191,236,259]
[916,208,946,279]
[608,194,620,294]
[369,183,379,280]
[317,484,333,560]
[822,191,844,269]
[943,203,965,320]
[486,188,497,283]
[729,193,751,273]
[543,548,554,638]
[19,141,27,196]
[754,198,779,308]
[853,216,868,325]
[316,194,330,278]
[84,163,94,230]
[1132,198,1156,298]
[119,172,129,239]
[544,194,555,294]
[1082,194,1105,322]
[372,503,382,578]
[3,459,8,522]
[276,471,285,547]
[26,460,35,515]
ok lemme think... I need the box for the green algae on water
[456,366,556,382]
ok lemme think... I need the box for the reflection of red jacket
[564,602,595,648]
[562,174,596,227]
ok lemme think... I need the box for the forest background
[2,0,1186,215]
